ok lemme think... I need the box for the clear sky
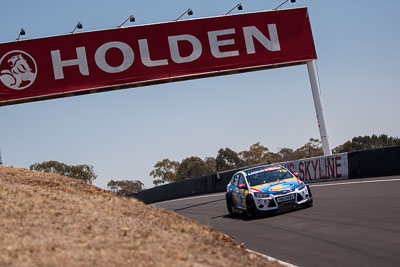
[1,0,399,189]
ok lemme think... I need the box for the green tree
[239,142,273,166]
[333,134,400,153]
[30,160,97,184]
[204,157,217,173]
[150,159,180,185]
[175,157,214,180]
[292,138,323,159]
[277,147,295,162]
[107,180,145,196]
[216,148,242,171]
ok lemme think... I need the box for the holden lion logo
[0,50,37,90]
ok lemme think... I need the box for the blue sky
[1,0,399,189]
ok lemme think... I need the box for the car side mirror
[293,172,299,177]
[238,184,247,190]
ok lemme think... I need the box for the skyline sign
[0,7,316,106]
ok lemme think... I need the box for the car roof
[241,163,281,174]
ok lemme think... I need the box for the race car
[226,164,313,218]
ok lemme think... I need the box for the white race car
[226,164,313,218]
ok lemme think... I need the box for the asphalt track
[156,176,400,267]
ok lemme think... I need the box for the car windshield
[245,167,293,186]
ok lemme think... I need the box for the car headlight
[254,192,270,198]
[298,182,306,190]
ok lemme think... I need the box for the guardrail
[133,145,400,204]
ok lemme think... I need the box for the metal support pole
[307,60,332,155]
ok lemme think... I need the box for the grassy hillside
[0,166,281,266]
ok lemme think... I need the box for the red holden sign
[0,7,316,106]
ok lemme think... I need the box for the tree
[239,142,273,166]
[333,134,400,153]
[107,180,145,196]
[30,160,97,184]
[204,157,217,173]
[149,159,180,185]
[216,148,242,171]
[277,147,295,162]
[175,157,214,180]
[292,138,323,159]
[149,134,400,186]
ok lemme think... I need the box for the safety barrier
[134,145,400,204]
[348,145,400,179]
[133,167,252,204]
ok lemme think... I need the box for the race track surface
[156,176,400,267]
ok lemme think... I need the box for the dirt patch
[0,165,283,266]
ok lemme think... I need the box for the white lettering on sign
[50,25,282,80]
[243,24,280,54]
[138,39,169,67]
[281,153,349,182]
[208,28,239,58]
[94,41,134,73]
[168,34,202,64]
[51,47,89,80]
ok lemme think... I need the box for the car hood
[250,177,301,194]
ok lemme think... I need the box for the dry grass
[0,165,283,267]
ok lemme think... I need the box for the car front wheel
[226,194,234,215]
[246,195,258,219]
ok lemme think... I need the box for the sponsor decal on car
[269,183,295,192]
[232,192,239,205]
[246,166,282,176]
[250,177,299,194]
